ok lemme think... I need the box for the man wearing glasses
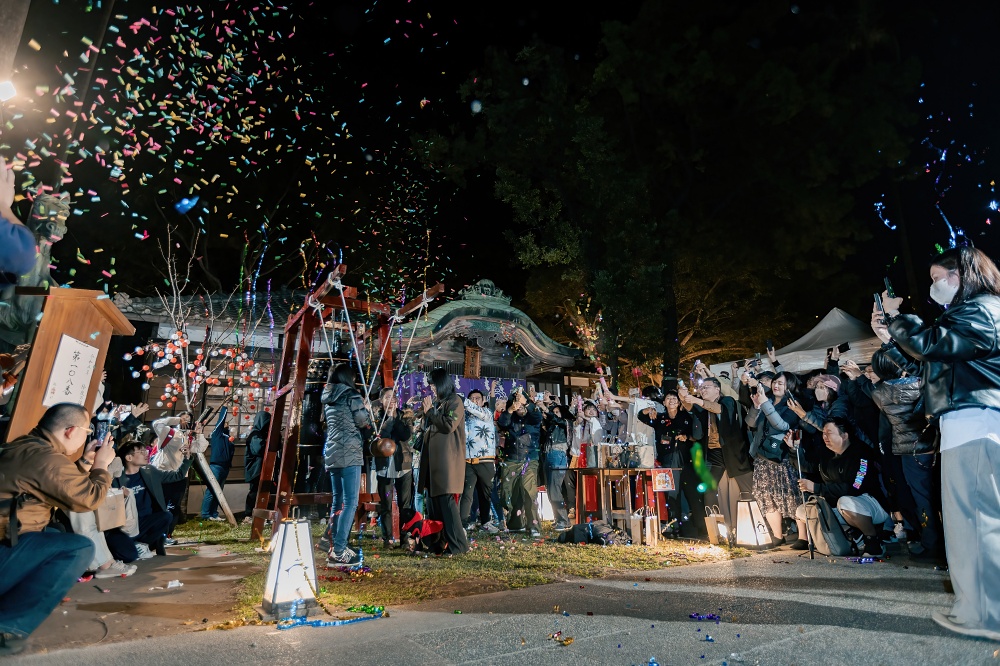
[0,402,118,655]
[112,437,193,558]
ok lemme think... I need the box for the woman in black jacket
[881,246,1000,641]
[638,391,700,537]
[375,390,414,546]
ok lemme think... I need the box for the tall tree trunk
[660,252,680,390]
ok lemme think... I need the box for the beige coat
[0,428,111,540]
[418,393,466,497]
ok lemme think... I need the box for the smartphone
[874,292,886,323]
[765,339,774,352]
[750,385,758,396]
[884,277,896,299]
[837,342,851,354]
[94,420,111,443]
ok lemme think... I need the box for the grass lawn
[174,519,749,626]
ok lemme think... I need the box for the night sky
[4,0,1000,342]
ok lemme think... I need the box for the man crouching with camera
[0,403,118,655]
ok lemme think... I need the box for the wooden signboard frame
[5,288,135,441]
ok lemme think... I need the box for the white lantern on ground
[735,492,774,550]
[259,517,320,620]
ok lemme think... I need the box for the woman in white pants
[881,245,1000,642]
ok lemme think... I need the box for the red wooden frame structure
[250,265,443,540]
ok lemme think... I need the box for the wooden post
[194,451,237,526]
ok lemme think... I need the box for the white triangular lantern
[735,492,774,550]
[260,518,319,620]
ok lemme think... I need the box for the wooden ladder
[250,267,442,542]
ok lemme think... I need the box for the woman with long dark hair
[419,368,470,555]
[321,363,373,567]
[880,246,1000,641]
[747,371,803,544]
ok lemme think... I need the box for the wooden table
[574,468,678,530]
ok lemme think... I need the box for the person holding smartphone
[882,246,1000,641]
[0,403,119,654]
[746,372,804,545]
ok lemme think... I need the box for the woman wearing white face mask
[877,246,1000,642]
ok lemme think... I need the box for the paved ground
[11,548,1000,665]
[23,541,251,653]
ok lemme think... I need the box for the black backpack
[803,495,854,556]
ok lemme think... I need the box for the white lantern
[260,518,319,620]
[735,492,774,550]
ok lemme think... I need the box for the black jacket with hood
[244,411,270,482]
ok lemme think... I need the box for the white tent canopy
[709,308,883,376]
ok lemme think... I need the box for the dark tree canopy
[420,0,920,386]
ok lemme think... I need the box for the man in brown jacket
[0,403,117,655]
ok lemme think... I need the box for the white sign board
[43,334,99,408]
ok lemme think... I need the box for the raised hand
[881,290,904,315]
[841,360,863,380]
[93,434,117,469]
[870,310,892,344]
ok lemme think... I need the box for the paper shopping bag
[95,488,126,531]
[704,505,725,545]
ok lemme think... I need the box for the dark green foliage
[419,1,919,383]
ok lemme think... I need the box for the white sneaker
[479,521,500,534]
[134,542,156,560]
[95,560,138,578]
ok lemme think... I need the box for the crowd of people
[2,247,1000,652]
[317,246,998,643]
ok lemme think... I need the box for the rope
[364,316,399,400]
[320,281,378,426]
[308,295,337,366]
[375,300,426,433]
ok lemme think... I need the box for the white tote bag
[122,488,140,537]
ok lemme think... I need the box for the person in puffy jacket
[242,410,270,522]
[321,363,373,567]
[866,347,942,564]
[880,246,1000,641]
